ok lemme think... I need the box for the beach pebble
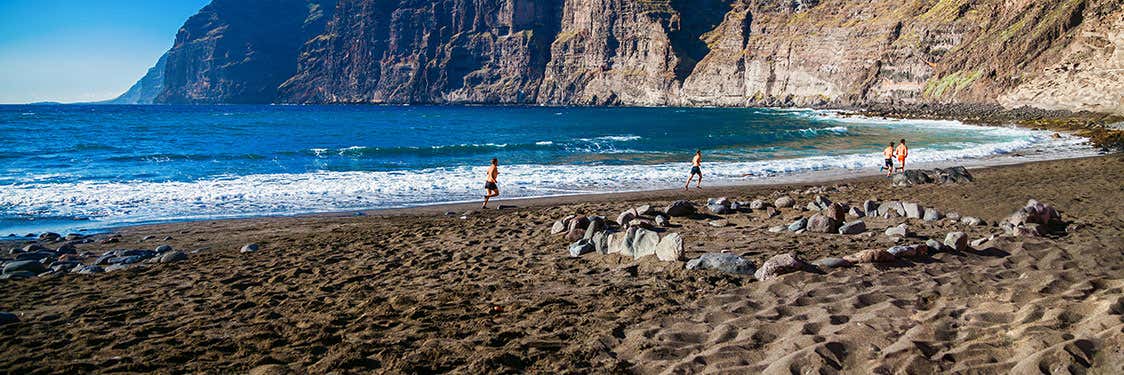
[568,240,595,258]
[925,239,946,252]
[902,202,923,219]
[838,220,866,235]
[774,196,796,209]
[655,233,684,262]
[654,215,669,227]
[3,260,46,275]
[64,233,85,241]
[787,217,808,232]
[923,208,943,221]
[812,257,852,269]
[105,264,132,272]
[55,244,77,254]
[754,252,808,281]
[616,209,638,226]
[685,253,756,275]
[159,251,189,263]
[946,212,962,220]
[48,261,81,272]
[885,223,910,237]
[844,249,896,264]
[970,236,993,248]
[749,199,769,210]
[155,245,173,253]
[945,232,969,252]
[141,235,156,242]
[709,220,729,227]
[887,244,927,258]
[0,312,18,326]
[163,236,174,241]
[665,201,696,217]
[21,244,47,253]
[241,243,260,253]
[960,216,985,226]
[806,214,837,233]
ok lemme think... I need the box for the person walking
[684,150,703,191]
[881,142,896,176]
[482,158,500,209]
[894,139,909,172]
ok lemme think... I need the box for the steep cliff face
[155,0,1124,114]
[157,0,336,104]
[106,54,167,105]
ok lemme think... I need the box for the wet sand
[1,155,1122,373]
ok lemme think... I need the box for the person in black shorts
[684,150,703,190]
[482,158,500,209]
[880,142,895,176]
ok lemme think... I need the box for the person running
[684,150,703,191]
[881,142,896,176]
[482,158,500,209]
[894,139,909,172]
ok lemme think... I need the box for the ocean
[0,105,1091,235]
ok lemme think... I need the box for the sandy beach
[1,154,1122,373]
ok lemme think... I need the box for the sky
[0,0,211,104]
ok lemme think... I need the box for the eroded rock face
[149,0,1123,115]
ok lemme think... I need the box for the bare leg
[684,175,694,191]
[695,173,703,189]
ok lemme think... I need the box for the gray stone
[654,215,669,227]
[0,312,17,325]
[925,239,945,252]
[885,224,910,237]
[812,257,852,269]
[56,244,78,254]
[707,197,731,207]
[838,220,866,235]
[787,217,808,232]
[631,228,661,259]
[655,233,684,262]
[893,170,935,186]
[707,204,734,215]
[945,232,968,252]
[754,252,808,281]
[806,214,837,233]
[848,206,865,218]
[159,251,189,263]
[591,231,611,254]
[749,199,769,210]
[960,216,984,226]
[155,245,173,253]
[946,212,961,220]
[584,217,606,240]
[685,253,756,275]
[64,233,85,241]
[970,237,993,248]
[105,264,132,272]
[665,201,696,217]
[616,209,638,226]
[887,244,927,258]
[923,208,943,221]
[75,265,105,274]
[20,244,47,253]
[628,218,657,230]
[878,201,905,217]
[38,232,61,242]
[3,260,46,275]
[767,225,786,233]
[568,240,595,258]
[635,205,657,216]
[774,196,796,208]
[902,202,923,219]
[863,200,879,214]
[15,251,54,261]
[551,215,575,235]
[241,243,260,253]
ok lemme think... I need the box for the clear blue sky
[0,1,211,104]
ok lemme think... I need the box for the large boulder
[945,232,968,252]
[893,170,935,186]
[608,227,661,259]
[824,203,846,222]
[838,220,867,235]
[655,233,684,262]
[591,231,611,254]
[806,214,838,233]
[551,215,576,235]
[843,249,896,264]
[616,210,639,227]
[685,253,756,275]
[3,260,46,275]
[754,252,808,281]
[878,201,905,217]
[923,208,943,221]
[939,166,974,183]
[584,217,606,240]
[902,202,923,219]
[665,201,697,217]
[885,223,910,237]
[774,196,796,209]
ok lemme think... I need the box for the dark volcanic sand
[1,155,1122,374]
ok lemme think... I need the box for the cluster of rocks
[554,202,687,261]
[1002,199,1064,237]
[1,233,190,280]
[892,166,974,186]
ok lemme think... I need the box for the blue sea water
[0,105,1086,235]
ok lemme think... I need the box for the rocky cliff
[151,0,1124,114]
[106,53,167,104]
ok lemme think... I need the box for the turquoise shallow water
[0,105,1082,234]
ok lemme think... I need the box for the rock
[902,202,923,219]
[961,216,984,226]
[812,195,832,210]
[944,232,968,252]
[923,208,942,221]
[550,215,575,235]
[654,215,670,227]
[729,202,742,211]
[159,251,189,263]
[848,206,865,218]
[0,312,18,325]
[941,166,974,183]
[20,244,47,253]
[685,253,756,275]
[608,227,661,259]
[142,235,156,242]
[806,214,838,233]
[708,220,729,227]
[590,231,611,254]
[885,223,910,237]
[767,225,786,233]
[1008,223,1044,237]
[774,196,796,208]
[893,170,935,186]
[155,245,173,253]
[863,200,879,214]
[616,209,638,226]
[707,197,731,207]
[844,249,896,264]
[787,217,808,232]
[887,244,927,258]
[105,264,132,272]
[56,244,77,254]
[970,237,993,248]
[15,251,54,261]
[708,204,734,215]
[812,257,852,269]
[655,233,684,262]
[163,236,174,241]
[241,243,260,253]
[749,199,769,210]
[64,233,85,241]
[38,232,61,242]
[584,217,605,240]
[665,201,696,217]
[925,239,945,252]
[838,220,866,235]
[48,261,81,272]
[568,216,591,232]
[762,207,779,218]
[568,240,594,258]
[110,255,146,265]
[946,212,961,220]
[806,201,821,211]
[878,201,905,217]
[564,228,586,242]
[75,265,105,274]
[824,203,846,222]
[754,252,808,281]
[3,260,47,275]
[636,204,659,216]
